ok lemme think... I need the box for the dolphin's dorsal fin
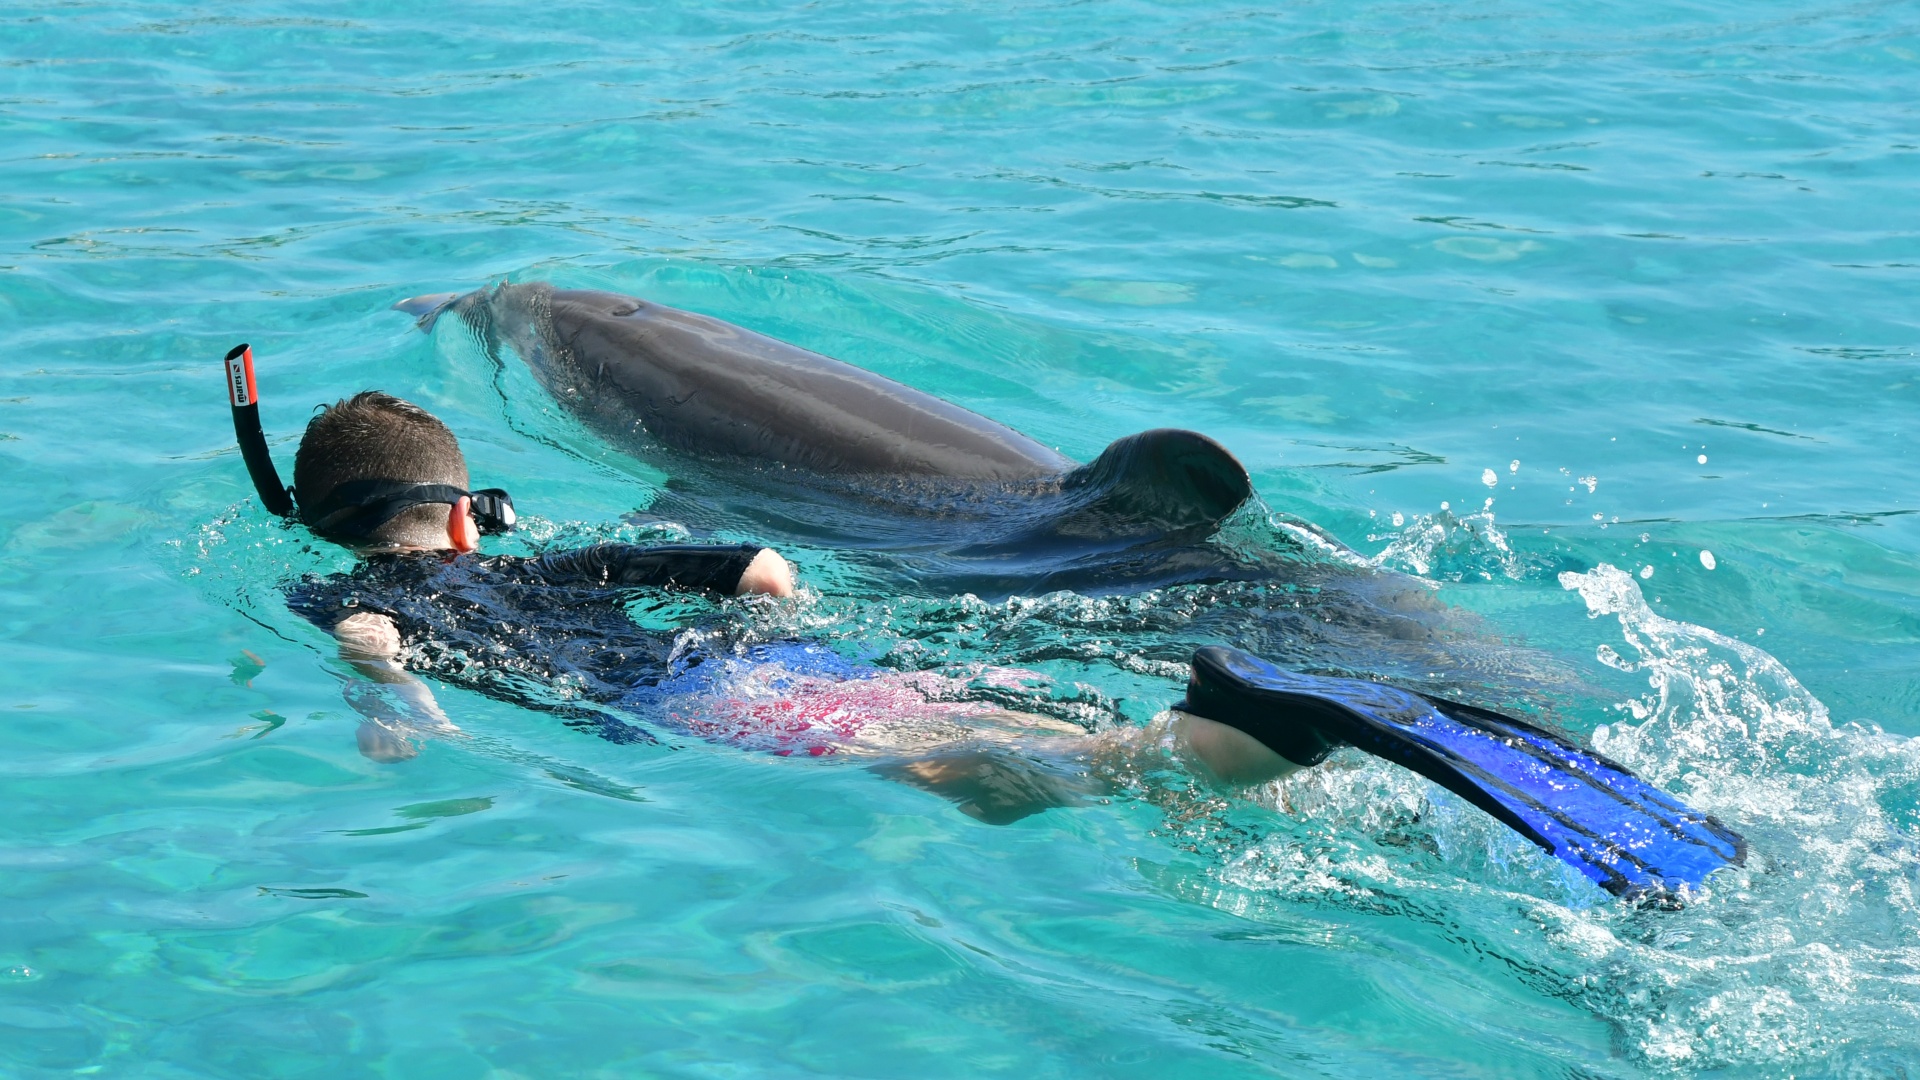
[1052,429,1252,539]
[391,291,464,332]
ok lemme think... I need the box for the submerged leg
[1178,645,1747,900]
[874,705,1309,824]
[874,746,1094,825]
[1166,709,1303,786]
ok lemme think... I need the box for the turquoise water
[5,0,1920,1074]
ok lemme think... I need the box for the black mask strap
[224,344,295,518]
[306,479,517,541]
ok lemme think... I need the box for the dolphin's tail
[1181,645,1747,901]
[392,291,466,332]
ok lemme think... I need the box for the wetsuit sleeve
[525,543,764,594]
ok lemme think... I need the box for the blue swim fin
[1182,645,1746,900]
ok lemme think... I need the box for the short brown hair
[293,392,469,547]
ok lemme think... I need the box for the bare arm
[333,611,458,762]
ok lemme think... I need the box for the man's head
[293,392,474,551]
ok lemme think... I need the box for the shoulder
[285,567,375,631]
[284,552,508,629]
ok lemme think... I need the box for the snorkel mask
[223,343,516,544]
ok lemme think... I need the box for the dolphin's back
[538,288,1073,480]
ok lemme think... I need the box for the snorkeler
[224,344,1745,901]
[228,351,1267,779]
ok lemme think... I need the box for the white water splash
[1370,504,1523,581]
[1559,564,1830,786]
[1191,563,1920,1072]
[1548,564,1920,1069]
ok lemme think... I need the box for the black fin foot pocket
[1183,645,1746,900]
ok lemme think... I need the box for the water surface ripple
[3,1,1919,1075]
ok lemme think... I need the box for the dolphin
[396,282,1263,593]
[407,285,1074,480]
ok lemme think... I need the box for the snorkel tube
[224,343,295,518]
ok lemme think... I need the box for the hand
[735,548,795,597]
[356,719,419,762]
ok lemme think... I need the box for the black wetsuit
[286,543,764,743]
